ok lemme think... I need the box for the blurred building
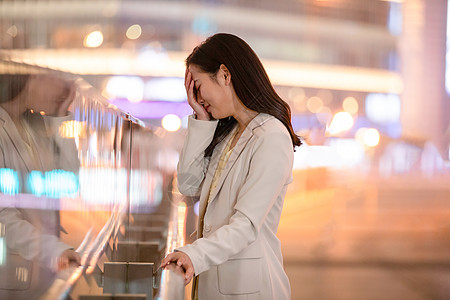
[1,1,450,300]
[2,0,448,157]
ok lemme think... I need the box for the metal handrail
[156,262,185,300]
[156,192,188,300]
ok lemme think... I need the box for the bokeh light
[306,96,324,113]
[363,128,381,147]
[342,96,359,115]
[106,76,144,103]
[161,114,181,132]
[84,31,104,48]
[126,24,142,40]
[365,93,401,124]
[327,112,354,135]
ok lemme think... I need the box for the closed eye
[194,86,201,97]
[193,87,199,99]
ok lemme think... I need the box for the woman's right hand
[185,68,210,121]
[160,251,195,285]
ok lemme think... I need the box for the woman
[0,73,80,299]
[161,33,301,300]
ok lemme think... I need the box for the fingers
[184,68,190,88]
[184,71,196,107]
[69,251,81,265]
[187,79,196,106]
[184,264,195,280]
[57,249,81,270]
[58,255,69,270]
[160,253,172,268]
[57,83,76,117]
[185,70,192,93]
[160,252,179,268]
[184,70,210,120]
[184,274,193,286]
[160,252,195,284]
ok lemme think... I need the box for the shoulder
[250,114,293,156]
[253,114,291,141]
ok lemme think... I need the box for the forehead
[188,65,208,79]
[32,75,70,95]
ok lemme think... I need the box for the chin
[212,112,230,120]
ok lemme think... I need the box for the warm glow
[292,95,306,112]
[342,97,358,115]
[59,120,86,138]
[327,112,354,135]
[177,202,187,247]
[127,93,143,103]
[355,127,368,143]
[84,31,104,48]
[306,97,324,113]
[363,128,380,147]
[106,76,144,103]
[126,24,142,40]
[161,114,181,132]
[177,202,187,219]
[144,78,186,102]
[365,93,401,124]
[293,139,365,170]
[4,49,403,93]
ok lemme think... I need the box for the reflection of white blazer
[0,106,78,296]
[177,113,293,300]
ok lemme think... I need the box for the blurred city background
[1,0,450,299]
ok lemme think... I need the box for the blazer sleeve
[0,207,72,264]
[177,115,218,197]
[177,128,294,275]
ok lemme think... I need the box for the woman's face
[189,65,234,120]
[25,75,71,116]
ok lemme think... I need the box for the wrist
[195,114,211,121]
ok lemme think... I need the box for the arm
[177,115,218,196]
[174,129,293,275]
[0,206,73,265]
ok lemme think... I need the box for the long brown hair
[186,33,301,157]
[0,74,30,103]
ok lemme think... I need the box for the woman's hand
[57,249,81,270]
[185,68,209,121]
[55,82,76,117]
[160,251,195,285]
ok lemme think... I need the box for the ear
[219,64,231,85]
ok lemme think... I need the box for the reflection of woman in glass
[0,73,80,298]
[161,33,301,299]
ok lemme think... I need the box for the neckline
[227,126,240,152]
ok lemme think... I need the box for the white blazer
[176,113,293,300]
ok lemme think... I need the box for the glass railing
[0,60,186,300]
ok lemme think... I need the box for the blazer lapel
[0,108,35,173]
[197,133,230,224]
[207,113,274,205]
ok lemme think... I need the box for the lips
[204,105,211,112]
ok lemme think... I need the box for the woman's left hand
[57,249,81,270]
[55,82,76,117]
[160,251,195,285]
